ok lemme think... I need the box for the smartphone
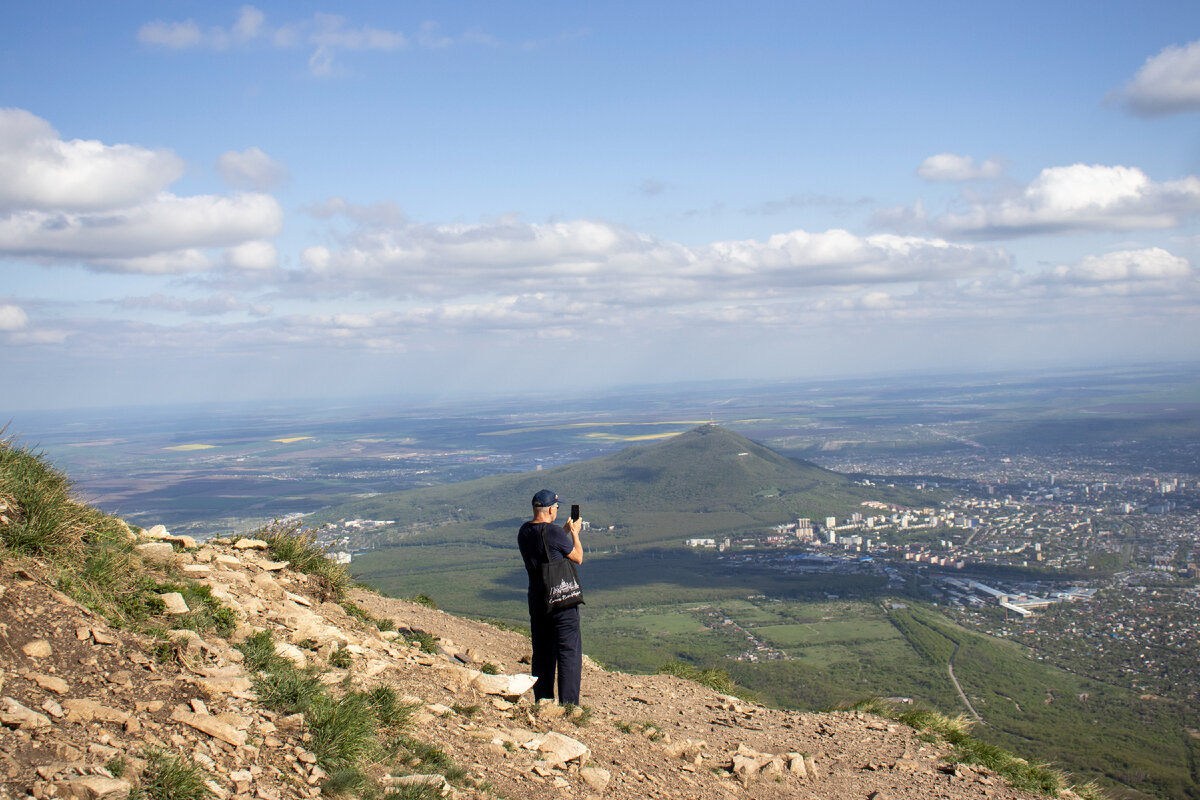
[570,504,580,522]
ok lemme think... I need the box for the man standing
[517,489,583,705]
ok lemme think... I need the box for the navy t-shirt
[518,521,573,593]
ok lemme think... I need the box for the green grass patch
[137,749,213,800]
[256,519,351,600]
[656,660,753,700]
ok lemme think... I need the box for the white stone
[158,592,190,615]
[234,538,269,550]
[537,731,590,767]
[135,542,175,566]
[472,673,537,699]
[274,641,308,667]
[581,767,611,793]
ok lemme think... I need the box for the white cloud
[233,6,266,42]
[0,304,28,331]
[1113,39,1200,116]
[138,5,266,50]
[223,240,278,270]
[138,7,498,77]
[118,293,244,316]
[931,164,1200,238]
[88,250,213,275]
[137,19,207,49]
[1045,247,1192,285]
[216,147,289,190]
[0,108,183,212]
[0,109,282,272]
[295,213,1008,305]
[0,193,282,268]
[917,153,1004,181]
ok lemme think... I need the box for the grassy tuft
[656,660,754,700]
[139,750,213,800]
[322,768,371,797]
[256,519,350,599]
[850,697,1076,798]
[563,703,592,726]
[0,433,232,632]
[383,784,443,800]
[406,593,438,609]
[307,692,383,771]
[237,630,291,673]
[393,736,467,782]
[329,647,353,669]
[341,599,396,631]
[399,627,438,654]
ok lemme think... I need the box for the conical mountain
[316,425,915,548]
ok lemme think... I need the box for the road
[948,643,985,724]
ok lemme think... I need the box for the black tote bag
[540,525,584,613]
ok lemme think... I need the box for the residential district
[686,460,1200,703]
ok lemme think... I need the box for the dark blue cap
[532,489,560,508]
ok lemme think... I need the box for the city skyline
[3,1,1200,410]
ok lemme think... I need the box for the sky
[3,1,1200,411]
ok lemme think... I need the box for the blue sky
[3,1,1200,410]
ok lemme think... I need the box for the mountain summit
[316,425,912,543]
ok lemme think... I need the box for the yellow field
[582,431,686,442]
[481,421,707,436]
[272,436,313,444]
[162,444,216,451]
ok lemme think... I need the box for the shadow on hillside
[475,549,885,607]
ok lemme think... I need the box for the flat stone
[159,592,190,615]
[252,573,284,598]
[31,674,69,694]
[135,542,175,566]
[581,767,611,793]
[1,696,52,729]
[171,709,248,747]
[274,641,308,667]
[144,524,169,539]
[284,592,312,607]
[473,673,537,699]
[23,640,52,658]
[261,561,289,571]
[62,699,129,724]
[537,731,590,767]
[91,629,118,645]
[58,776,132,800]
[234,538,269,550]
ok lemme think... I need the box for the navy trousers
[528,602,581,705]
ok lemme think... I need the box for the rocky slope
[0,530,1063,800]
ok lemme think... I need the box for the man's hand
[564,517,582,535]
